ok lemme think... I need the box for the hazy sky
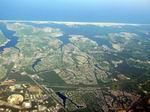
[0,0,150,23]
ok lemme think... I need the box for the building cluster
[0,79,61,112]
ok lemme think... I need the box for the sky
[0,0,150,23]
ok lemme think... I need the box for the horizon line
[0,19,150,26]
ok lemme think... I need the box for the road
[26,74,69,112]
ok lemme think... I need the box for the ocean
[0,0,150,24]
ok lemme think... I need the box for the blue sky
[0,0,150,23]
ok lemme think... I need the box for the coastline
[1,20,150,26]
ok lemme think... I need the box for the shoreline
[0,20,150,26]
[0,39,10,47]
